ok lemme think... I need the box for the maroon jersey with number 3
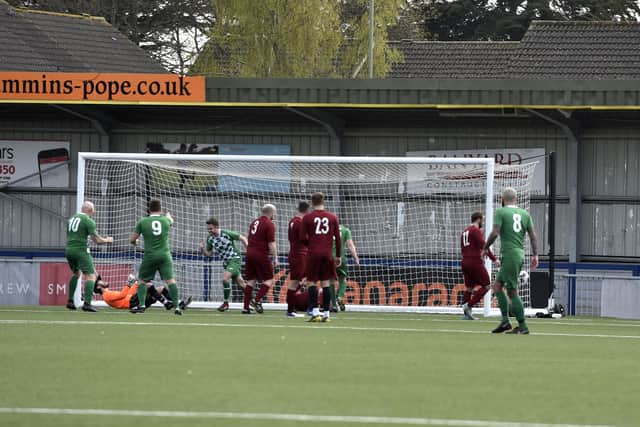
[246,215,276,281]
[247,215,275,257]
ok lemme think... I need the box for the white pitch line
[1,319,639,339]
[0,407,617,427]
[2,308,639,328]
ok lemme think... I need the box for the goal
[76,153,538,316]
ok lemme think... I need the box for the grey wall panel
[0,193,74,249]
[530,201,571,258]
[581,204,640,257]
[581,128,640,198]
[109,128,331,156]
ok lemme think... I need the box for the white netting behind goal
[80,155,537,313]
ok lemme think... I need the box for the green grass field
[1,307,639,427]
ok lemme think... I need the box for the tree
[416,0,640,41]
[191,0,405,78]
[386,0,427,41]
[337,0,405,78]
[6,0,213,74]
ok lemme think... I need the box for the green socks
[496,291,510,323]
[511,295,528,329]
[68,275,79,303]
[337,277,347,300]
[329,282,337,307]
[136,284,147,307]
[83,280,94,305]
[168,283,179,309]
[222,280,231,301]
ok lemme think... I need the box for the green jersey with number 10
[493,206,533,254]
[66,213,96,250]
[135,215,172,257]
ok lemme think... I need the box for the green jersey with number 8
[493,206,533,255]
[135,215,173,257]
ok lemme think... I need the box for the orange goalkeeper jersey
[102,283,138,309]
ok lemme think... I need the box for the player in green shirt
[199,217,248,312]
[483,187,539,334]
[129,199,181,315]
[65,201,113,312]
[330,224,360,312]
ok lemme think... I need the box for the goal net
[77,153,538,315]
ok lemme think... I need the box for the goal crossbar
[75,153,527,317]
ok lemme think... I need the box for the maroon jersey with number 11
[461,225,496,262]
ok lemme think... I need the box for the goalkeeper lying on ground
[94,275,192,311]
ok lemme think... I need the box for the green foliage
[193,0,342,78]
[191,0,404,78]
[417,0,640,41]
[337,0,405,78]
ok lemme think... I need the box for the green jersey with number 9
[135,215,173,257]
[493,206,533,255]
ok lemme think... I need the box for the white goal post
[76,153,538,316]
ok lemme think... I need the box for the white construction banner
[0,140,70,187]
[407,148,545,195]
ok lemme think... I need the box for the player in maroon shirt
[460,211,499,320]
[300,192,341,322]
[286,201,310,317]
[244,204,278,314]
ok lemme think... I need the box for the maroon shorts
[245,252,274,281]
[305,253,336,282]
[288,252,307,281]
[462,259,490,288]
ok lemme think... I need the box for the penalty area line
[1,319,640,339]
[0,407,616,427]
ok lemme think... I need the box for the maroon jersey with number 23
[300,210,340,281]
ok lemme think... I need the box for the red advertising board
[39,262,72,305]
[39,262,133,305]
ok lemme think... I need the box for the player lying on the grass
[483,187,539,335]
[330,223,359,312]
[94,275,192,311]
[281,283,325,315]
[65,201,113,312]
[199,217,248,313]
[460,211,499,320]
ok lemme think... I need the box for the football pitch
[0,307,639,427]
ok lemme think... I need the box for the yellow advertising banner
[0,72,206,103]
